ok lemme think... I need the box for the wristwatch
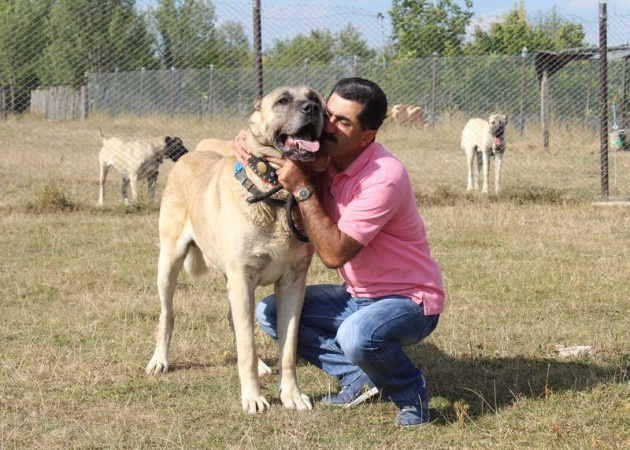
[294,185,315,203]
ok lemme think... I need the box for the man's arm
[296,193,362,268]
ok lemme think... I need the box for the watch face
[298,188,309,200]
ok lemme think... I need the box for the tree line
[0,0,585,113]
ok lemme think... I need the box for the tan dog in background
[97,131,188,206]
[460,114,507,194]
[389,103,425,128]
[146,86,325,414]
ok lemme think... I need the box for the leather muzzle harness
[234,159,309,242]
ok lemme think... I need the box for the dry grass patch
[1,117,629,447]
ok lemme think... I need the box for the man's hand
[264,156,313,196]
[233,129,250,165]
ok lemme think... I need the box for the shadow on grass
[408,342,628,425]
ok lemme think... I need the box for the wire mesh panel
[1,0,629,208]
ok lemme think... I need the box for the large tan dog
[194,137,233,154]
[460,114,507,194]
[146,86,325,414]
[97,131,188,206]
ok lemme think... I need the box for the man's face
[319,93,376,161]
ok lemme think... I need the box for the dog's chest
[245,239,311,285]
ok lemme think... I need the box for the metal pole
[599,0,609,199]
[303,58,309,85]
[519,47,528,136]
[620,56,628,130]
[253,0,263,100]
[431,52,438,129]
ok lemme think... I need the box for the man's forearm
[297,195,360,269]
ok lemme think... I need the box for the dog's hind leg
[121,177,130,206]
[481,150,490,194]
[465,148,475,191]
[129,174,139,204]
[146,229,190,374]
[494,152,503,194]
[147,171,158,203]
[147,186,191,375]
[98,162,109,206]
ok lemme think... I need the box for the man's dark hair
[329,77,388,131]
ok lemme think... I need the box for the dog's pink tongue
[286,137,320,152]
[493,137,502,146]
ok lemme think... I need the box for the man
[235,78,445,427]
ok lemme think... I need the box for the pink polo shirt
[318,141,445,315]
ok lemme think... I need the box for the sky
[267,0,630,19]
[255,0,630,46]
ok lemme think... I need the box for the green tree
[37,0,156,86]
[464,3,585,55]
[214,21,251,67]
[0,0,52,111]
[266,29,336,68]
[334,24,377,65]
[389,0,473,58]
[266,25,375,68]
[151,0,218,69]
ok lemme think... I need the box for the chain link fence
[1,1,629,208]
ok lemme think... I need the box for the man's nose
[325,117,337,133]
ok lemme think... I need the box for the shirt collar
[328,140,378,178]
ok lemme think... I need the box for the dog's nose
[301,101,320,116]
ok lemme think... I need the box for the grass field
[1,117,629,448]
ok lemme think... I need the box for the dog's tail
[183,245,209,277]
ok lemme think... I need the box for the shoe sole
[343,386,380,408]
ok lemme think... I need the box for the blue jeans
[256,283,439,409]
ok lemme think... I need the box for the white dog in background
[97,130,188,206]
[460,114,507,194]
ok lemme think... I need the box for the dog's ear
[253,97,262,112]
[165,136,173,145]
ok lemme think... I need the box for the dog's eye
[277,97,290,106]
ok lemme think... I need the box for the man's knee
[337,319,371,363]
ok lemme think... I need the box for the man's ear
[361,129,377,147]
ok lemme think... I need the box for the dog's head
[248,86,325,162]
[162,136,189,162]
[489,114,508,138]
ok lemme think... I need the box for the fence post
[541,69,550,149]
[519,46,528,136]
[0,82,5,120]
[81,72,88,120]
[599,0,609,199]
[169,66,175,117]
[207,64,215,116]
[620,56,628,130]
[431,52,438,128]
[253,0,263,101]
[140,67,146,116]
[303,58,309,85]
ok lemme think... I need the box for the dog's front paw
[241,393,271,414]
[145,355,169,374]
[280,386,312,411]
